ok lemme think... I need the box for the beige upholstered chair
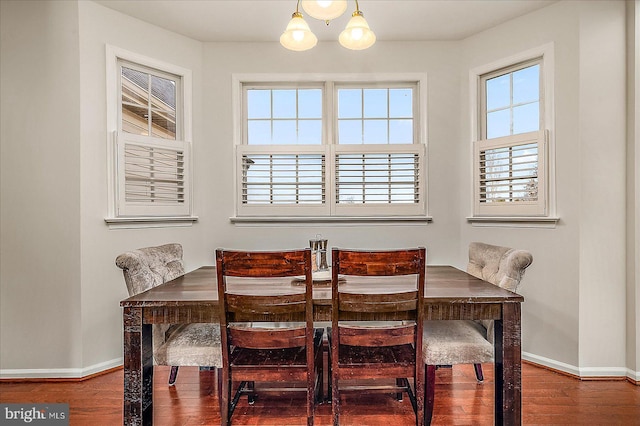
[423,242,532,424]
[116,243,222,385]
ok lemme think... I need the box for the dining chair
[423,241,533,424]
[116,243,222,385]
[330,247,426,426]
[215,248,323,426]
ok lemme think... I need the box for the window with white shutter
[235,78,427,219]
[106,47,194,223]
[471,48,555,220]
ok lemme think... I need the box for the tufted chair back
[467,241,533,293]
[467,241,533,343]
[116,243,185,296]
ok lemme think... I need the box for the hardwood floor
[1,362,639,425]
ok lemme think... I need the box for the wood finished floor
[1,363,639,425]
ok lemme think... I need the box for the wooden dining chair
[423,242,533,424]
[330,247,426,426]
[116,243,222,386]
[215,248,324,426]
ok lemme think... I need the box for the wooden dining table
[120,265,524,425]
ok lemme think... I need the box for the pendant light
[301,0,348,24]
[280,0,374,51]
[280,2,318,51]
[339,0,376,50]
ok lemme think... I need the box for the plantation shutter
[241,153,325,205]
[333,145,426,216]
[117,134,191,216]
[335,152,419,204]
[474,130,546,216]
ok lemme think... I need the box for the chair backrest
[215,249,314,351]
[467,242,533,292]
[331,248,426,348]
[116,243,184,296]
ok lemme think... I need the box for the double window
[235,76,427,219]
[106,46,193,222]
[472,45,554,218]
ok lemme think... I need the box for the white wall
[460,0,629,377]
[460,0,583,369]
[577,0,627,374]
[0,0,635,380]
[76,1,207,373]
[627,0,640,379]
[0,0,83,374]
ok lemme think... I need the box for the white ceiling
[94,0,557,43]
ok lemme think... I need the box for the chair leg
[425,364,435,426]
[396,378,404,401]
[168,366,179,386]
[416,365,425,426]
[308,365,315,426]
[331,375,339,425]
[247,381,256,404]
[316,343,324,404]
[219,369,231,426]
[473,363,484,382]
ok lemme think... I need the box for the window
[106,46,193,223]
[471,45,555,219]
[235,77,427,219]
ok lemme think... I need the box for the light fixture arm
[292,0,301,18]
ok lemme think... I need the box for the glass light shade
[301,0,348,21]
[339,13,376,50]
[280,12,318,51]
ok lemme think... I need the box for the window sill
[466,216,560,228]
[230,216,433,225]
[105,216,198,229]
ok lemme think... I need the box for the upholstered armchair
[116,243,222,385]
[422,242,533,424]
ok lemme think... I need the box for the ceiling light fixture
[301,0,348,24]
[280,0,375,51]
[338,0,376,50]
[280,1,318,51]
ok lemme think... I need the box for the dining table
[120,265,523,425]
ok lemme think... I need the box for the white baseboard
[2,354,639,383]
[523,351,638,380]
[0,357,122,380]
[626,368,640,382]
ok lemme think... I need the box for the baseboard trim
[523,351,638,382]
[2,353,638,384]
[0,358,123,380]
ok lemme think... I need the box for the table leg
[123,307,153,426]
[494,302,522,425]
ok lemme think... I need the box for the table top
[121,265,523,308]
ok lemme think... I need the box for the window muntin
[481,60,541,139]
[337,87,414,145]
[238,80,425,218]
[120,63,180,140]
[246,87,322,145]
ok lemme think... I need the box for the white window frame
[469,43,557,224]
[231,74,429,222]
[105,45,196,226]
